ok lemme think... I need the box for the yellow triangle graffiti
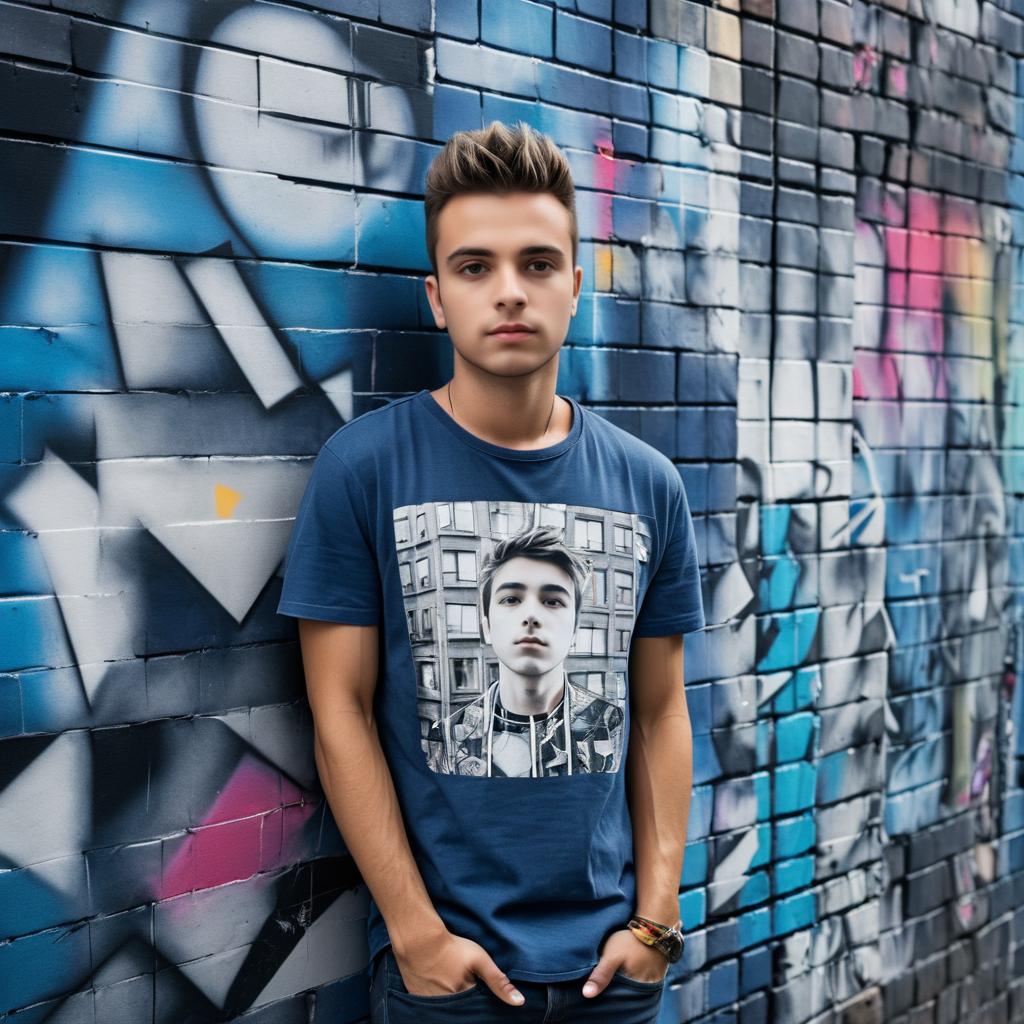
[215,483,242,518]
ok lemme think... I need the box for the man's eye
[459,261,553,275]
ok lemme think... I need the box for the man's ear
[425,274,446,329]
[571,264,583,315]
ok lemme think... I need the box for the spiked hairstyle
[424,120,578,278]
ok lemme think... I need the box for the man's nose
[494,267,527,305]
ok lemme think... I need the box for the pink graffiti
[593,135,616,241]
[157,755,317,899]
[853,191,979,404]
[888,64,907,97]
[970,734,993,799]
[853,45,880,89]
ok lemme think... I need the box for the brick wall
[1,1,1022,1022]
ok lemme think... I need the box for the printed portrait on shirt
[391,500,652,779]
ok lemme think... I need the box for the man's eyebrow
[494,581,572,596]
[445,245,565,264]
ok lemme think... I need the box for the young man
[277,121,705,1022]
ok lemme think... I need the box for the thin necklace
[447,380,556,443]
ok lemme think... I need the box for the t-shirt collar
[414,388,584,462]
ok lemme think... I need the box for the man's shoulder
[320,392,417,470]
[584,407,680,491]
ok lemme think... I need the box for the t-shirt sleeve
[276,445,382,625]
[632,471,705,637]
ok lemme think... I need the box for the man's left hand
[581,928,668,998]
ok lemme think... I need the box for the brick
[481,0,552,56]
[436,0,478,39]
[778,76,819,126]
[906,862,951,917]
[776,30,819,80]
[0,924,91,1010]
[741,18,774,68]
[708,957,740,1009]
[914,949,947,1004]
[0,2,71,64]
[555,10,612,72]
[707,7,741,61]
[776,0,818,33]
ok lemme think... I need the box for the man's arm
[626,632,694,926]
[298,618,447,956]
[299,619,526,1005]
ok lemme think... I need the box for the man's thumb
[478,958,526,1006]
[582,960,614,998]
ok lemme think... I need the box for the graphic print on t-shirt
[391,499,652,779]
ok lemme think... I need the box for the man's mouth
[488,323,536,335]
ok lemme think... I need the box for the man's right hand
[392,931,526,1006]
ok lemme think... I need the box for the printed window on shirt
[617,628,631,652]
[446,602,478,636]
[418,661,438,691]
[437,501,475,532]
[539,503,566,529]
[415,511,428,540]
[442,549,477,586]
[393,499,640,779]
[573,625,607,657]
[416,556,430,588]
[399,560,412,591]
[451,657,479,692]
[421,607,433,639]
[635,519,652,563]
[614,523,633,554]
[491,504,531,536]
[569,670,606,692]
[574,516,604,551]
[615,569,634,608]
[394,512,411,546]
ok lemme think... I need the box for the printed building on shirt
[393,499,652,770]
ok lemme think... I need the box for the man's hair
[479,525,592,632]
[424,120,578,278]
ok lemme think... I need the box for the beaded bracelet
[628,915,684,959]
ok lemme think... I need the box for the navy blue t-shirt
[276,388,705,982]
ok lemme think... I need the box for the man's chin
[500,658,558,676]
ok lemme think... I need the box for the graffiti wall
[1,0,1022,1021]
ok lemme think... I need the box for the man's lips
[488,325,536,336]
[516,637,545,647]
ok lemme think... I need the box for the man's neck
[497,670,566,716]
[428,379,573,450]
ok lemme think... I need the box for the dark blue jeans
[370,945,666,1023]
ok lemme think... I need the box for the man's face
[424,192,583,374]
[481,556,578,675]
